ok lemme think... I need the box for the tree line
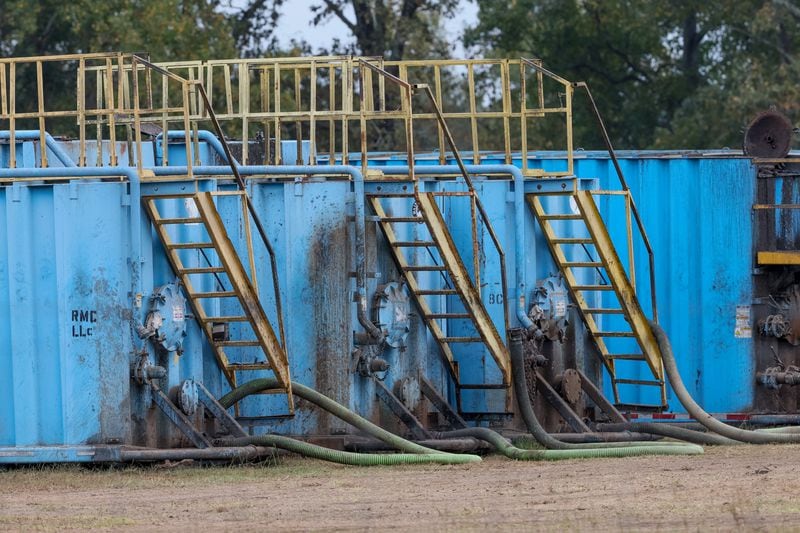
[0,0,796,150]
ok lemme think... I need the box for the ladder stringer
[193,192,293,390]
[144,197,237,388]
[369,197,459,383]
[143,193,293,412]
[573,190,662,380]
[526,195,616,378]
[416,193,511,384]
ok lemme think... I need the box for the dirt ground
[1,444,800,531]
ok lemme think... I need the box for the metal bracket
[150,383,212,449]
[195,380,248,438]
[534,370,591,433]
[418,374,468,430]
[575,369,627,424]
[373,378,432,440]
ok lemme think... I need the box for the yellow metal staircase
[143,191,294,414]
[369,190,511,418]
[527,186,666,411]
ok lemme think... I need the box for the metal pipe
[150,164,384,342]
[0,130,77,167]
[154,130,236,166]
[379,164,535,330]
[119,445,280,462]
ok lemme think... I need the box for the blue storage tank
[0,135,779,462]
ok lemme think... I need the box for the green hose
[507,329,703,455]
[219,378,481,464]
[435,428,703,460]
[653,321,800,444]
[220,436,481,465]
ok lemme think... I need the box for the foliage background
[1,0,797,150]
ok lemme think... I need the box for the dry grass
[1,445,800,531]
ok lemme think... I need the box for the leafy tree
[465,0,800,150]
[309,0,460,59]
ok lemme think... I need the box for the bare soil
[1,444,800,531]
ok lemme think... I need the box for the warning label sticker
[734,305,751,338]
[173,304,185,322]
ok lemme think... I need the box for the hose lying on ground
[596,422,740,446]
[508,329,703,455]
[434,428,703,460]
[218,378,481,465]
[653,321,800,444]
[220,435,480,466]
[755,426,800,434]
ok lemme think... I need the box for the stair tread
[191,291,237,298]
[403,265,448,271]
[607,354,647,360]
[416,289,458,295]
[585,308,625,314]
[202,316,249,323]
[552,238,593,244]
[539,214,583,220]
[228,362,272,370]
[593,331,636,337]
[180,266,226,274]
[155,217,203,224]
[392,241,436,247]
[614,378,663,386]
[563,261,603,267]
[614,403,667,413]
[441,336,483,343]
[573,284,614,291]
[168,242,214,249]
[380,216,425,222]
[217,340,261,347]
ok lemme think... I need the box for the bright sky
[269,0,479,57]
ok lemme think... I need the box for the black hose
[596,422,739,446]
[508,328,701,453]
[432,428,703,460]
[654,320,800,444]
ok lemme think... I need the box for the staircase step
[585,308,625,314]
[416,289,458,296]
[594,331,636,337]
[614,403,667,413]
[403,265,447,271]
[217,340,261,347]
[427,313,471,319]
[607,354,646,361]
[442,336,483,343]
[552,238,593,244]
[168,242,214,249]
[156,217,203,225]
[539,214,583,220]
[380,216,424,223]
[191,291,237,299]
[180,266,226,274]
[614,378,663,386]
[563,261,603,267]
[228,362,272,371]
[392,241,436,247]
[202,316,248,323]
[573,284,613,291]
